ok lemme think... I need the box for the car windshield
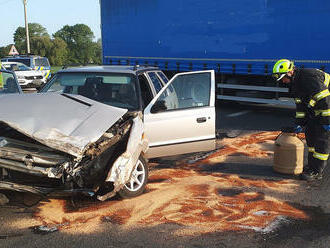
[42,72,139,110]
[0,71,20,94]
[16,63,31,71]
[4,63,31,71]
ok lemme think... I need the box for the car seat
[118,83,137,106]
[5,78,18,93]
[78,77,103,101]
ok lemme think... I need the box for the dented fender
[97,116,148,201]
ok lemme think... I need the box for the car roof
[3,55,47,59]
[57,65,160,74]
[2,62,25,66]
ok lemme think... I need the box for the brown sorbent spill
[33,132,307,235]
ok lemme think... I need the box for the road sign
[8,45,19,56]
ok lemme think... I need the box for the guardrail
[217,83,295,106]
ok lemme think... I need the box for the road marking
[227,110,251,117]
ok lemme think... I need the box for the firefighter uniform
[292,68,330,177]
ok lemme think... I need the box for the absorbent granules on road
[29,131,307,236]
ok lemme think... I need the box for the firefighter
[272,59,330,180]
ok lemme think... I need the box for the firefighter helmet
[272,59,294,81]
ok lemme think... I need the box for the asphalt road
[1,101,329,248]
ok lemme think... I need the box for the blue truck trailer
[100,0,330,105]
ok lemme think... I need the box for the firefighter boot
[303,152,314,172]
[300,157,326,181]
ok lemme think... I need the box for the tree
[54,24,95,64]
[30,36,52,56]
[48,37,68,66]
[0,45,12,58]
[13,23,49,54]
[5,23,101,66]
[91,38,102,64]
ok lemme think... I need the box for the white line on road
[227,110,251,118]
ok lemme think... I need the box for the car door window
[156,71,169,84]
[147,72,163,93]
[0,71,20,94]
[138,74,154,108]
[151,72,211,112]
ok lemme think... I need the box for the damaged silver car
[0,66,216,201]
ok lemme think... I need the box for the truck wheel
[118,156,148,198]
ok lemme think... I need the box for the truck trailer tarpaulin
[99,0,330,105]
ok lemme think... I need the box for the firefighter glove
[322,125,330,131]
[294,125,303,133]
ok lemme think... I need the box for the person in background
[272,59,330,180]
[0,61,4,89]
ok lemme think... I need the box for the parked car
[0,69,22,95]
[0,65,215,201]
[1,62,46,90]
[1,55,51,80]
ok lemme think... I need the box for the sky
[0,0,101,47]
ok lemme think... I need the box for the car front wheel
[118,155,148,198]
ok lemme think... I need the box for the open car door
[144,70,216,158]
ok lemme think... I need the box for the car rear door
[143,70,216,158]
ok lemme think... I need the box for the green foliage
[1,23,101,67]
[0,45,11,58]
[14,23,49,54]
[48,38,68,66]
[54,24,98,65]
[50,66,63,74]
[30,36,52,56]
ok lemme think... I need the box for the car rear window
[157,71,169,84]
[148,72,163,93]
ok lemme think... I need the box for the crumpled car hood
[0,93,128,157]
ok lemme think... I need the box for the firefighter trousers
[305,121,330,174]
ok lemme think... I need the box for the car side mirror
[151,100,167,113]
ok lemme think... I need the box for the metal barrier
[217,83,295,106]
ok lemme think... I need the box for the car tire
[118,155,148,198]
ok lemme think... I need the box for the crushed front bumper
[0,180,95,197]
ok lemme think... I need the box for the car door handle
[196,117,207,123]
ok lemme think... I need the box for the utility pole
[23,0,30,54]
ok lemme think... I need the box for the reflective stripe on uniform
[296,112,306,118]
[313,152,329,161]
[295,98,302,104]
[314,109,330,116]
[321,109,330,116]
[314,89,330,101]
[324,72,330,87]
[308,147,315,152]
[309,99,316,107]
[309,89,330,108]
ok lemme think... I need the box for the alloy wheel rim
[124,160,145,192]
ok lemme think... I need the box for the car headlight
[17,75,25,79]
